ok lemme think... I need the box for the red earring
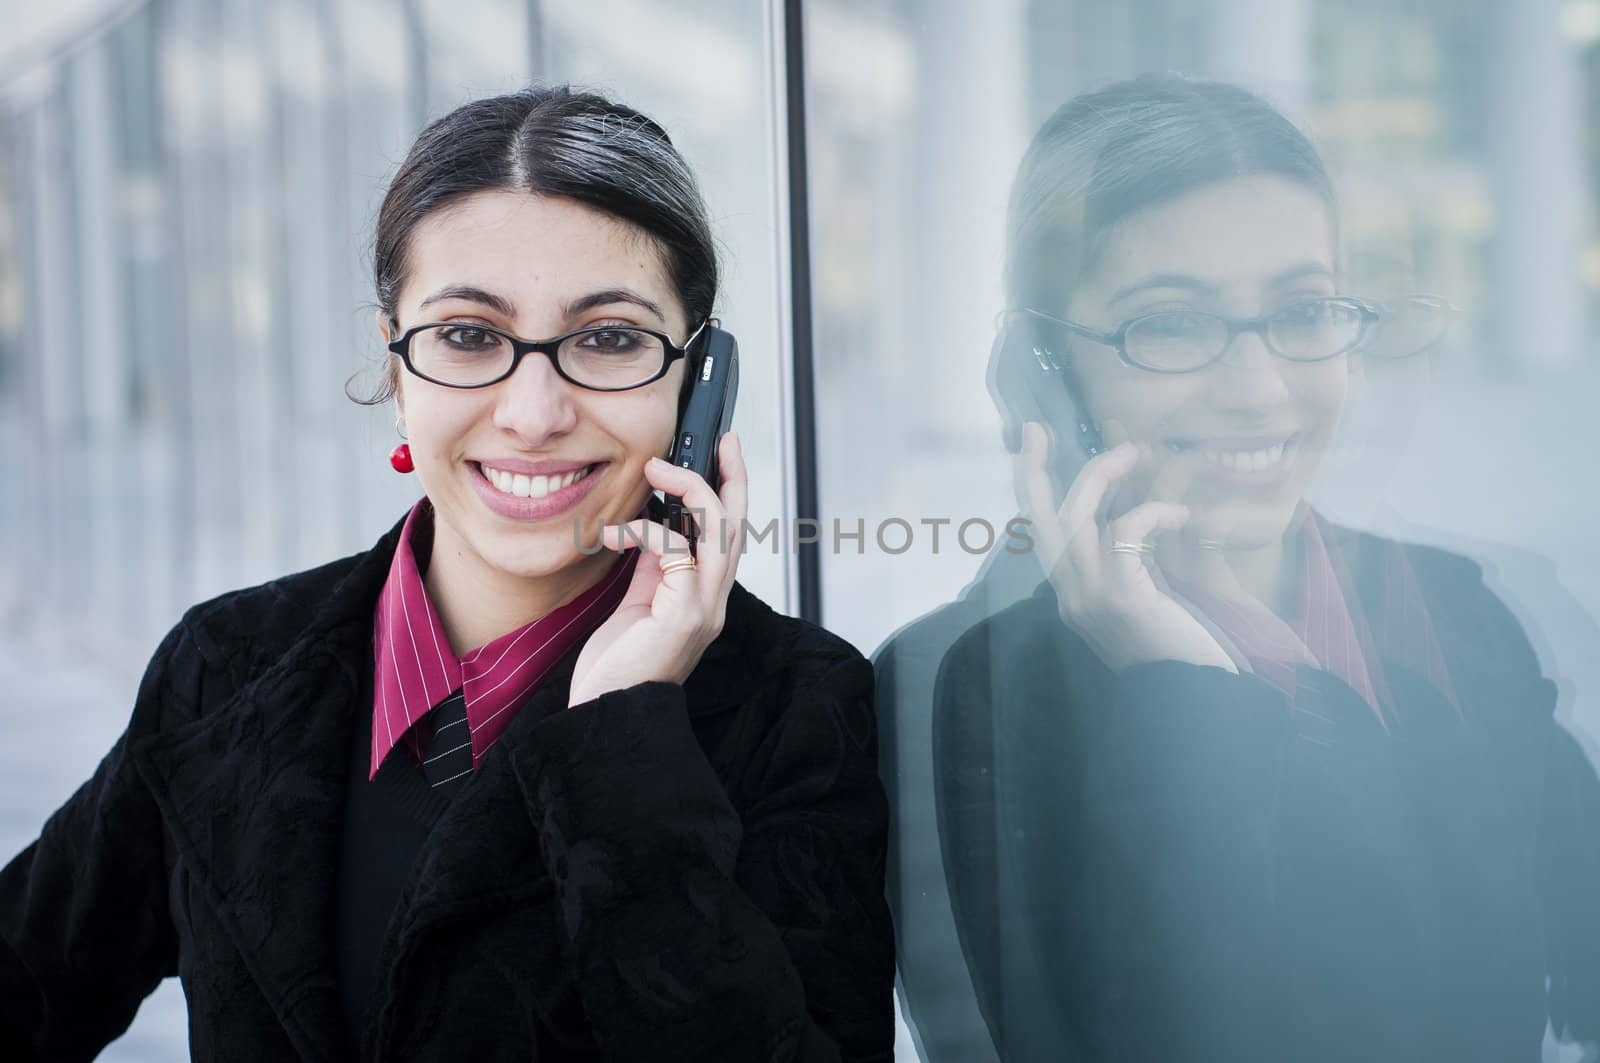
[389,443,414,474]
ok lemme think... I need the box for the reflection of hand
[1019,421,1238,674]
[568,435,749,707]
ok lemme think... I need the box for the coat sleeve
[0,622,193,1063]
[512,654,895,1062]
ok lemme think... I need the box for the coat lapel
[130,530,400,1063]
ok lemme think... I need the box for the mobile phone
[987,312,1101,504]
[665,324,739,549]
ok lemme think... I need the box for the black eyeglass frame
[386,318,712,392]
[1015,296,1381,375]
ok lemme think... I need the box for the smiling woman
[0,86,894,1062]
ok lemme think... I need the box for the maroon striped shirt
[370,500,637,780]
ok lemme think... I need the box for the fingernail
[649,456,670,469]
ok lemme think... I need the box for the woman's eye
[1279,301,1329,326]
[440,326,497,349]
[1143,311,1211,337]
[580,329,641,352]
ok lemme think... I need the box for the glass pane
[539,0,793,607]
[806,2,1600,1061]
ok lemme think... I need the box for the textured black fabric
[0,518,895,1062]
[920,515,1600,1062]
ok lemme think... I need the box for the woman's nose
[491,351,580,444]
[1208,329,1292,407]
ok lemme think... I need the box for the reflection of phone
[665,324,739,548]
[987,312,1101,503]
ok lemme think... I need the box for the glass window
[806,1,1600,1060]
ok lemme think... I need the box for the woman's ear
[376,308,405,413]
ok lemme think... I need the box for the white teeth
[1194,442,1286,472]
[481,463,593,497]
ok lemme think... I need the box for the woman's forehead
[402,190,678,324]
[1087,175,1336,301]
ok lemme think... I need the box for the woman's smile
[467,457,609,520]
[1162,432,1302,492]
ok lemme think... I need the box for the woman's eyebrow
[1107,273,1215,309]
[562,288,666,322]
[418,285,517,317]
[1267,262,1335,288]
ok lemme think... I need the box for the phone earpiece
[987,319,1044,455]
[988,315,1104,455]
[679,327,710,415]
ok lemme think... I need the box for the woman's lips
[1164,434,1302,492]
[468,460,607,521]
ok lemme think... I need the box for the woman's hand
[567,433,749,707]
[1019,420,1239,674]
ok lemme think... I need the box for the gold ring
[659,555,698,576]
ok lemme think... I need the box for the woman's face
[388,190,687,583]
[1063,174,1350,547]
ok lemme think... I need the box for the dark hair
[1005,74,1337,314]
[357,84,717,403]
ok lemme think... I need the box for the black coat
[0,521,896,1062]
[920,516,1600,1062]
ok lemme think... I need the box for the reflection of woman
[0,87,893,1061]
[933,76,1600,1062]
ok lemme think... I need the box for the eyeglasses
[1362,294,1459,359]
[1018,296,1380,374]
[387,319,709,391]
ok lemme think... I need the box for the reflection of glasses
[1364,295,1458,359]
[387,319,709,391]
[1019,296,1379,374]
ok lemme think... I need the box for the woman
[0,86,894,1062]
[928,76,1600,1062]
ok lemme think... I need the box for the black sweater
[334,667,456,1054]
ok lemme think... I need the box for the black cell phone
[987,313,1101,505]
[665,324,739,549]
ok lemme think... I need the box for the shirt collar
[370,499,636,778]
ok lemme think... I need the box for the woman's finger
[1018,422,1067,566]
[715,432,749,558]
[644,456,728,553]
[594,519,694,562]
[1101,501,1190,581]
[689,434,746,608]
[1059,442,1140,572]
[1146,447,1197,507]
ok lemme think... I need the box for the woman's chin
[1187,498,1301,549]
[476,526,606,582]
